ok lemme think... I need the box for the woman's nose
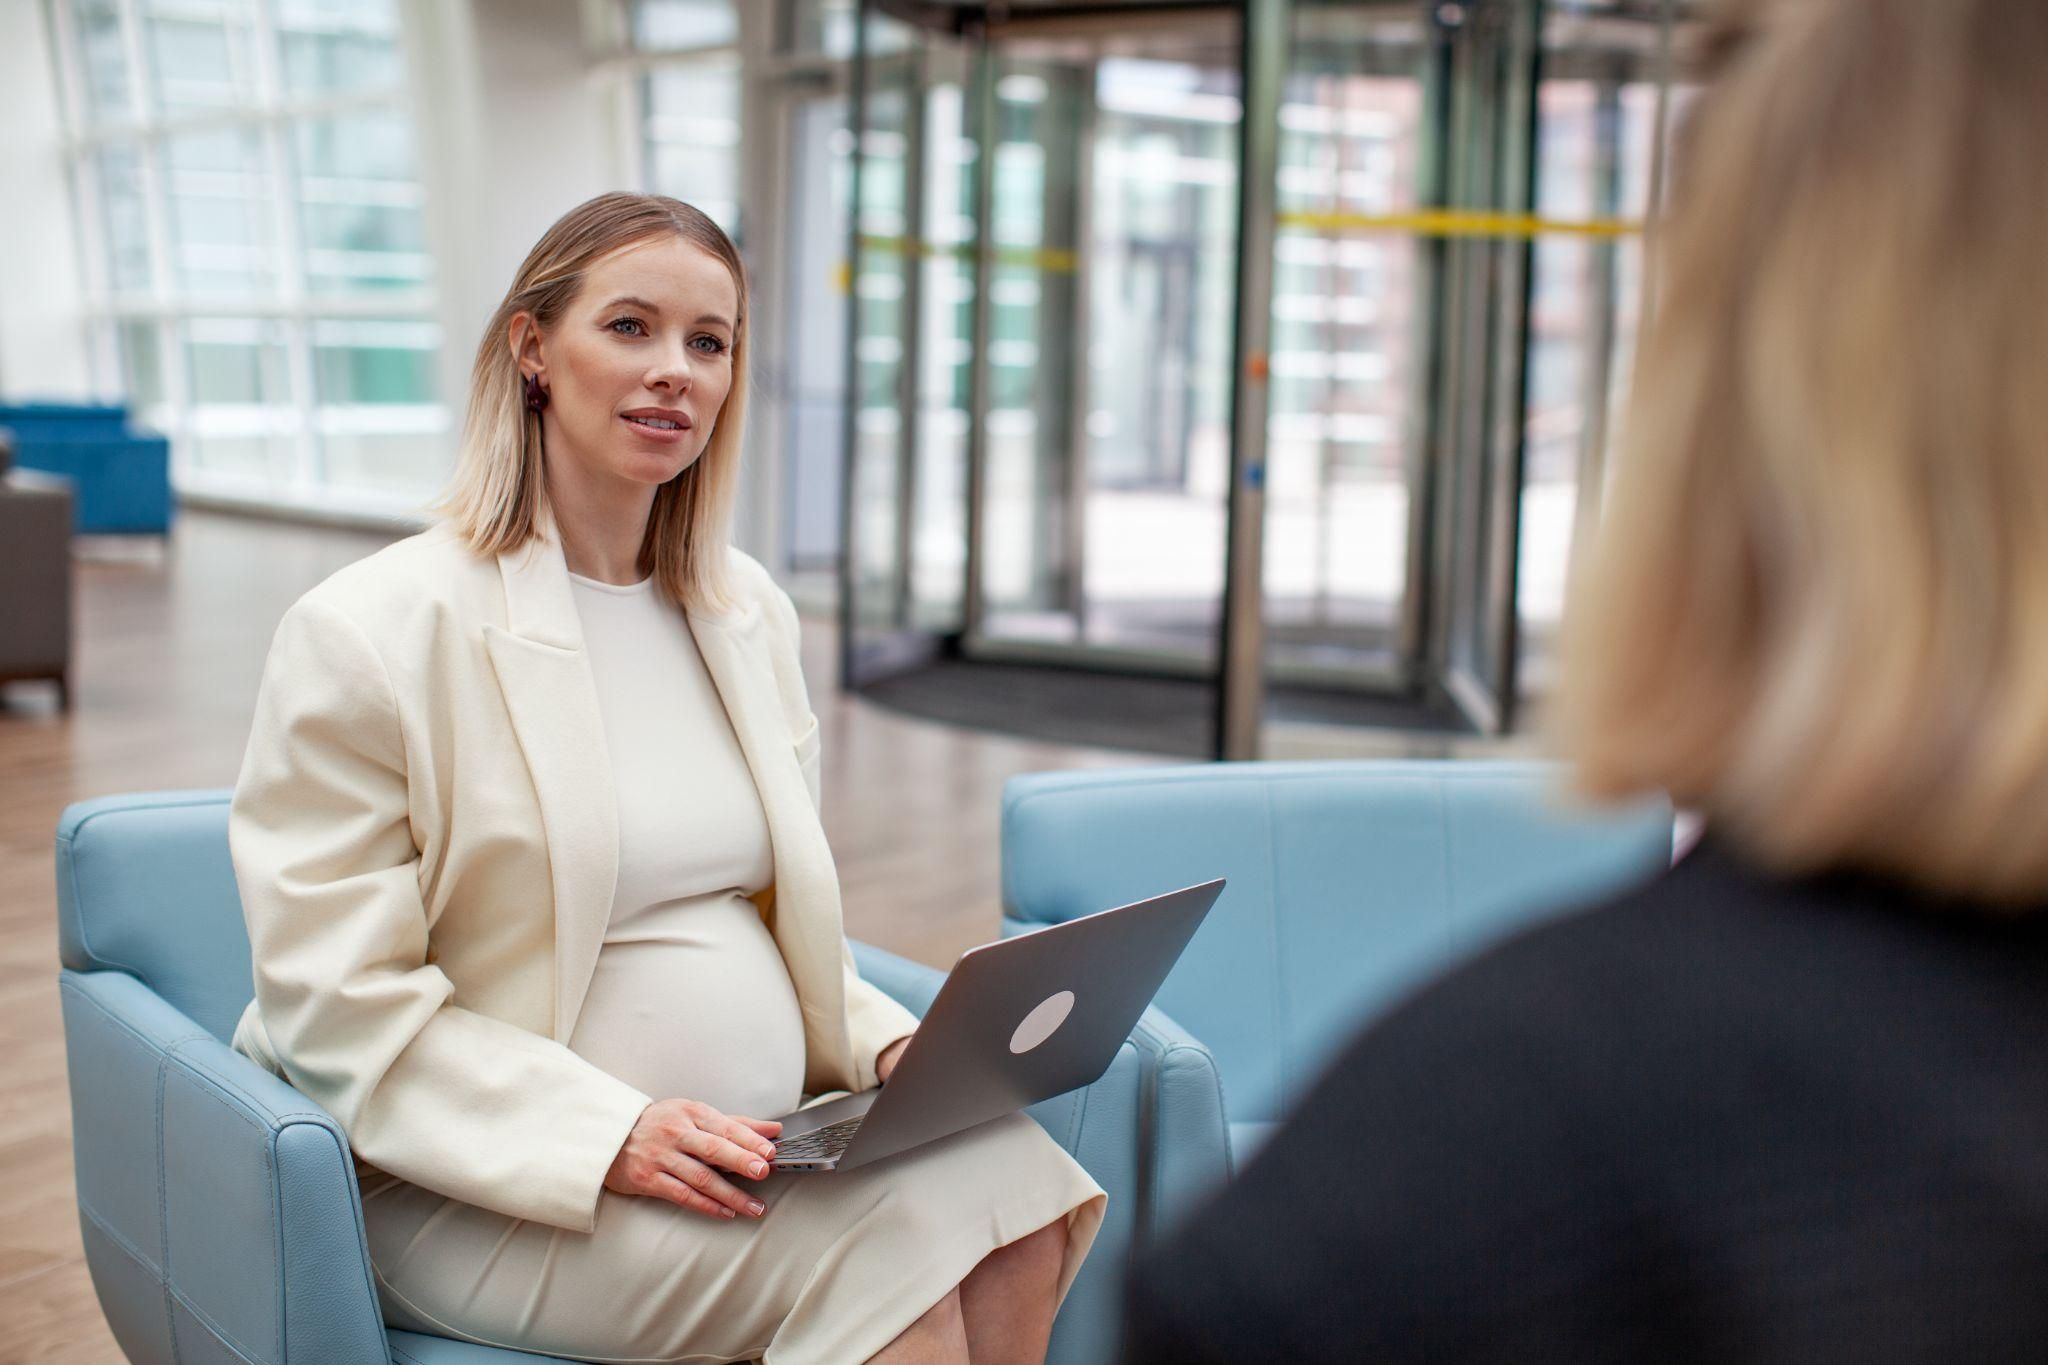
[645,341,696,392]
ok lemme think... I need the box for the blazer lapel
[482,533,619,1044]
[690,604,853,1078]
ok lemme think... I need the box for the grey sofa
[0,429,75,710]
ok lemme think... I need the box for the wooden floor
[0,509,1155,1362]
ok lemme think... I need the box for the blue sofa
[0,402,173,534]
[1000,760,1675,1238]
[55,790,1167,1365]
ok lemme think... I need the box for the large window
[50,0,444,516]
[630,0,745,241]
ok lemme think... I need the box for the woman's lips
[620,413,690,442]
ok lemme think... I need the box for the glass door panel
[1263,0,1432,688]
[841,10,991,686]
[911,57,975,631]
[840,14,926,685]
[1419,0,1542,735]
[783,89,854,576]
[966,13,1241,674]
[1080,51,1240,664]
[1515,0,1674,693]
[977,59,1088,643]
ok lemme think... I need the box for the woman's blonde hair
[1555,0,2048,904]
[428,192,749,613]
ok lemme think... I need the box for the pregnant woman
[227,192,1104,1365]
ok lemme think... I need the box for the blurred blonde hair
[428,192,749,613]
[1555,0,2048,904]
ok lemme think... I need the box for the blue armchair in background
[0,402,173,535]
[1000,759,1675,1245]
[54,791,1156,1364]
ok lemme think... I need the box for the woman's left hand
[876,1035,911,1084]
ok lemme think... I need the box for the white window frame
[45,0,448,525]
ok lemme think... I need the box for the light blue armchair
[55,790,1161,1365]
[999,760,1675,1241]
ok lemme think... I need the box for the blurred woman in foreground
[1128,0,2048,1359]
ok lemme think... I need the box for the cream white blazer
[227,522,919,1234]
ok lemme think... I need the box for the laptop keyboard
[773,1115,864,1161]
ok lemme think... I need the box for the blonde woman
[1128,0,2048,1360]
[227,193,1103,1365]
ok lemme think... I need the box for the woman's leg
[956,1219,1069,1365]
[866,1285,970,1364]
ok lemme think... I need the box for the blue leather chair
[55,790,1164,1364]
[1000,760,1674,1239]
[0,402,173,534]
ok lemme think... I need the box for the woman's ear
[507,312,545,381]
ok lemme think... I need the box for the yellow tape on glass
[1279,208,1642,239]
[833,211,1640,291]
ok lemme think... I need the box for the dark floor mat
[856,659,1470,756]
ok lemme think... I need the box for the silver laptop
[766,879,1224,1172]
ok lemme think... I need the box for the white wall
[730,0,787,571]
[401,0,631,427]
[398,0,788,567]
[0,0,96,401]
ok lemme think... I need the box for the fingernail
[748,1200,765,1217]
[722,1208,736,1219]
[751,1161,768,1178]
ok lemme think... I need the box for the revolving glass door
[839,0,1698,753]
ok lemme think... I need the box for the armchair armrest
[1126,1005,1233,1239]
[850,938,1146,1365]
[999,920,1235,1241]
[59,968,389,1365]
[850,938,946,1016]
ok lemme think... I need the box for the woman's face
[521,234,741,495]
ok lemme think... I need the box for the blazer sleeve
[758,577,921,1084]
[229,594,651,1233]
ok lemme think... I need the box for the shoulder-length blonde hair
[1555,0,2048,905]
[428,192,749,613]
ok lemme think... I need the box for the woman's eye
[608,317,645,336]
[691,335,729,356]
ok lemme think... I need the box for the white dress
[357,570,1105,1365]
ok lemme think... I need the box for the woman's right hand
[605,1099,783,1220]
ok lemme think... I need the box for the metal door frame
[838,7,945,688]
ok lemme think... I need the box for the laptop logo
[1010,990,1076,1054]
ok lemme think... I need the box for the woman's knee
[964,1218,1067,1293]
[867,1286,967,1364]
[1012,1218,1068,1273]
[924,1285,966,1333]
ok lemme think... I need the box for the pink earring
[523,372,549,412]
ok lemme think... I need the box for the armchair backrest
[0,401,135,442]
[56,790,252,1042]
[1001,760,1673,1128]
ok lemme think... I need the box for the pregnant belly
[567,895,808,1121]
